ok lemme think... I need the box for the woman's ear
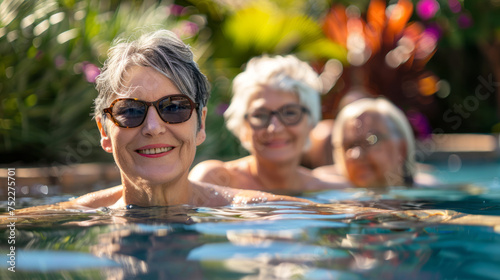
[196,107,207,146]
[96,116,113,153]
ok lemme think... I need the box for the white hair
[224,55,322,150]
[332,97,416,182]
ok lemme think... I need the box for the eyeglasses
[245,104,309,130]
[103,94,199,128]
[343,133,389,158]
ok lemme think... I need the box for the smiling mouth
[265,140,290,147]
[136,147,173,155]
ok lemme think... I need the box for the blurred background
[1,0,500,169]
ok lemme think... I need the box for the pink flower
[407,110,432,139]
[82,62,100,83]
[55,55,66,69]
[457,13,473,29]
[173,21,199,38]
[417,0,440,20]
[448,0,461,13]
[170,4,185,16]
[425,23,442,40]
[185,21,199,35]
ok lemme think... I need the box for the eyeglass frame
[103,94,199,128]
[244,104,310,130]
[342,133,391,156]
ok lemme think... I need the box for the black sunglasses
[103,94,199,128]
[245,104,309,130]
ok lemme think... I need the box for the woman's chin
[129,167,182,184]
[261,154,297,164]
[258,146,300,163]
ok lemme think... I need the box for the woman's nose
[141,107,167,136]
[266,114,284,132]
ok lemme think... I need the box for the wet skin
[16,67,313,210]
[189,86,347,192]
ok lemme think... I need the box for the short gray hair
[94,29,210,128]
[332,97,416,183]
[224,55,322,146]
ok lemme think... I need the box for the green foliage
[0,0,347,165]
[0,0,211,165]
[413,0,500,133]
[3,0,500,165]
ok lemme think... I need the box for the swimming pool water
[1,163,500,279]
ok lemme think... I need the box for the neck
[248,156,303,191]
[120,174,193,207]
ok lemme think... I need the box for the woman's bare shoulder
[52,185,123,210]
[192,181,313,206]
[66,185,123,208]
[15,185,124,214]
[189,158,244,187]
[299,165,350,190]
[312,164,338,177]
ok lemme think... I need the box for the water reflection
[1,189,500,279]
[91,226,207,279]
[188,241,357,280]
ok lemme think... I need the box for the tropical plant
[0,0,210,165]
[2,0,500,165]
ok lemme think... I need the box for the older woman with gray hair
[190,55,346,193]
[23,30,310,211]
[314,97,435,188]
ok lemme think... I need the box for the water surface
[1,163,500,279]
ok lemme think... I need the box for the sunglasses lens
[106,95,196,128]
[111,99,146,127]
[158,96,194,123]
